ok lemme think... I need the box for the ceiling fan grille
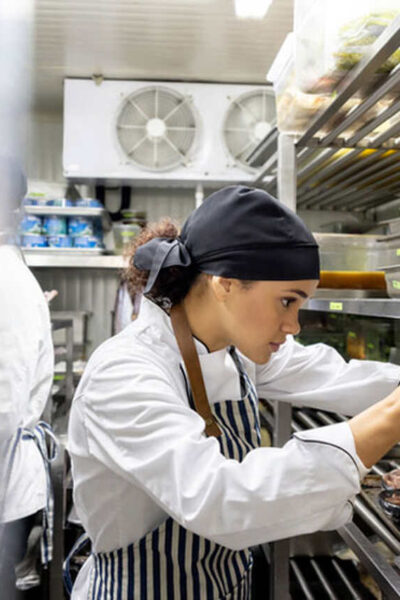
[223,89,276,171]
[116,86,199,171]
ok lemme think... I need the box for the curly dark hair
[122,217,202,309]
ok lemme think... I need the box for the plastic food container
[379,490,400,527]
[46,198,74,207]
[294,0,400,95]
[73,236,103,249]
[21,234,48,248]
[319,270,386,290]
[68,217,94,237]
[75,198,103,208]
[314,234,382,271]
[113,223,141,253]
[20,215,42,234]
[48,235,73,248]
[382,469,400,491]
[43,215,68,236]
[380,265,400,298]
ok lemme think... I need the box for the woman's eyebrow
[282,289,309,299]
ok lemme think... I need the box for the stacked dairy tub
[19,196,106,251]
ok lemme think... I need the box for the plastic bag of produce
[294,0,400,95]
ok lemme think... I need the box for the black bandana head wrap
[134,185,320,294]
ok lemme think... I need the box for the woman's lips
[269,343,281,352]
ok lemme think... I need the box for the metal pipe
[322,68,400,146]
[297,149,362,204]
[253,152,277,183]
[348,97,400,146]
[321,158,400,210]
[290,559,315,600]
[339,521,400,600]
[331,558,363,600]
[298,15,400,145]
[353,497,400,555]
[310,558,339,600]
[370,119,400,147]
[297,148,338,184]
[304,151,395,209]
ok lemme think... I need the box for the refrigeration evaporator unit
[63,78,275,185]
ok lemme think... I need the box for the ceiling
[32,0,293,111]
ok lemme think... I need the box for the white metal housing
[63,78,275,185]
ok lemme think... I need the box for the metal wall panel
[32,267,120,356]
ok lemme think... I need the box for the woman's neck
[182,287,228,353]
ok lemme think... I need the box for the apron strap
[63,532,91,596]
[170,304,221,437]
[21,421,59,565]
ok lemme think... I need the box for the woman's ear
[210,276,232,302]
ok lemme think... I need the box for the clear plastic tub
[294,0,400,95]
[113,223,141,253]
[314,233,381,271]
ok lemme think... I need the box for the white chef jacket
[69,296,400,556]
[0,245,54,522]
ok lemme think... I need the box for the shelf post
[277,133,297,213]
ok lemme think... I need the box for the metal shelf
[249,16,400,213]
[24,205,112,230]
[303,297,400,319]
[24,250,126,269]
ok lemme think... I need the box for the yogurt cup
[21,234,48,248]
[43,215,68,236]
[48,234,73,248]
[73,235,103,249]
[46,198,74,207]
[20,215,42,234]
[68,217,94,237]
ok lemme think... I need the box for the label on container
[329,301,343,311]
[396,249,400,256]
[392,280,400,290]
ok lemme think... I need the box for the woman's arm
[349,386,400,468]
[255,336,400,416]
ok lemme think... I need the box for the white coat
[68,296,399,596]
[0,245,54,522]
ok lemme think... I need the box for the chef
[0,156,55,598]
[68,186,400,599]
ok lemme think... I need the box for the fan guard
[116,86,199,172]
[223,89,276,171]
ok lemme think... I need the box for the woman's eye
[281,298,295,308]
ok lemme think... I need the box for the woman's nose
[281,313,301,336]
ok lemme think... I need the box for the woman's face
[215,278,319,364]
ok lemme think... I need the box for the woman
[68,186,400,599]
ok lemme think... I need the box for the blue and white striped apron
[77,347,261,599]
[0,421,58,565]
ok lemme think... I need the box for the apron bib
[69,348,261,600]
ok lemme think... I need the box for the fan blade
[164,135,188,164]
[155,88,159,119]
[127,135,147,156]
[166,126,196,131]
[153,138,159,168]
[117,124,146,130]
[234,100,258,125]
[164,97,190,123]
[128,98,150,121]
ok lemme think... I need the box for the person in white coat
[0,157,55,598]
[68,186,400,600]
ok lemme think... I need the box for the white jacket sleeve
[255,336,400,416]
[73,350,363,550]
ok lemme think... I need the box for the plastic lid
[266,32,294,84]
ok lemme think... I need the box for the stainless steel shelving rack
[249,14,400,600]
